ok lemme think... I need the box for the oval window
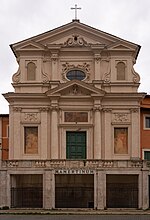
[66,70,86,81]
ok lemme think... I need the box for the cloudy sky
[0,0,150,113]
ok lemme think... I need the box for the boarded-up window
[27,62,36,80]
[117,62,125,80]
[114,128,128,154]
[24,127,38,154]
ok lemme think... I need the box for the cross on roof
[71,4,81,20]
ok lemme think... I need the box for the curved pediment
[46,80,105,97]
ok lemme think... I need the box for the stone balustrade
[1,159,147,169]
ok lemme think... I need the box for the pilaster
[130,108,140,158]
[97,170,106,209]
[51,53,59,80]
[142,163,149,210]
[40,108,49,159]
[103,108,112,159]
[44,170,54,209]
[13,107,22,159]
[50,106,59,159]
[94,54,101,80]
[0,170,8,207]
[93,106,101,159]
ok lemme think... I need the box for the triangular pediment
[11,41,45,53]
[107,41,135,51]
[11,20,140,57]
[46,80,105,97]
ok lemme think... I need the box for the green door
[66,131,86,159]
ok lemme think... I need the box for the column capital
[13,107,22,112]
[51,53,59,64]
[130,108,139,113]
[92,106,102,112]
[50,106,60,112]
[102,108,112,113]
[39,107,50,112]
[94,54,101,63]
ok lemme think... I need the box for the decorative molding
[62,62,90,81]
[64,35,88,47]
[112,113,130,123]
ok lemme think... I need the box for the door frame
[60,127,93,159]
[66,131,87,159]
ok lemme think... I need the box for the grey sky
[0,0,150,113]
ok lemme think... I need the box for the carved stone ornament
[22,113,40,123]
[64,35,88,47]
[112,113,130,123]
[101,58,111,83]
[12,66,21,83]
[92,106,102,112]
[132,66,140,83]
[50,106,60,112]
[51,53,58,64]
[42,58,49,83]
[62,62,90,81]
[94,54,101,63]
[72,84,79,94]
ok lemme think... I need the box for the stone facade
[0,19,149,209]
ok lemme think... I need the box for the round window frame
[66,69,86,81]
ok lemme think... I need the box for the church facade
[0,19,149,209]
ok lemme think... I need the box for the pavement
[0,208,150,215]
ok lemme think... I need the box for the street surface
[0,215,150,220]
